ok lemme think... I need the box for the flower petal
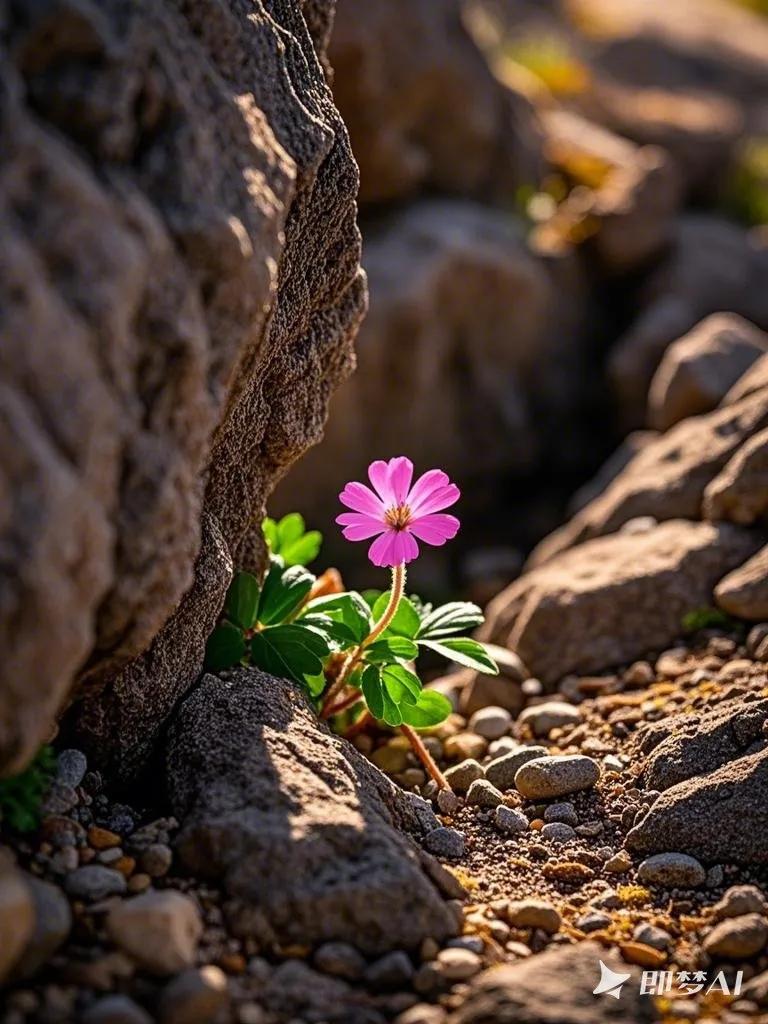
[367,460,395,505]
[387,456,414,505]
[406,469,449,511]
[339,481,386,517]
[409,482,460,516]
[409,513,460,546]
[391,530,420,564]
[336,512,386,541]
[368,530,399,567]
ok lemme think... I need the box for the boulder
[329,0,541,205]
[648,314,768,431]
[530,387,768,566]
[704,426,768,526]
[608,217,768,427]
[166,671,458,954]
[0,0,365,776]
[450,941,657,1023]
[483,520,762,686]
[716,546,768,621]
[627,744,768,865]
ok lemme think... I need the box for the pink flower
[337,457,460,567]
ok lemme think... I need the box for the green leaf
[361,589,382,609]
[419,637,498,674]
[281,531,322,567]
[262,517,279,553]
[365,636,419,663]
[225,571,261,630]
[250,624,329,684]
[682,606,738,633]
[205,622,247,671]
[277,512,305,547]
[304,671,327,698]
[417,601,484,639]
[372,592,421,639]
[0,745,55,834]
[299,612,358,647]
[258,561,315,625]
[399,690,453,729]
[305,592,371,644]
[361,664,402,726]
[381,663,422,705]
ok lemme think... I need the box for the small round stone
[107,891,202,975]
[637,853,706,889]
[444,759,484,793]
[575,910,611,933]
[543,802,578,826]
[540,822,576,843]
[436,788,462,816]
[518,702,581,737]
[712,885,768,921]
[64,866,127,901]
[314,941,366,980]
[466,779,504,808]
[423,827,465,859]
[435,947,482,981]
[443,733,487,761]
[484,747,548,791]
[703,914,768,959]
[141,844,173,878]
[365,951,414,990]
[82,996,152,1024]
[56,750,88,789]
[633,923,671,951]
[494,805,528,835]
[158,966,228,1024]
[505,899,561,934]
[514,755,599,800]
[468,707,512,741]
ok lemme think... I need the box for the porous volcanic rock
[482,520,762,686]
[166,671,458,954]
[0,0,365,776]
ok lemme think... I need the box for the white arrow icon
[593,960,632,999]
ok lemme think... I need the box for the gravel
[514,755,600,799]
[423,827,465,859]
[466,779,504,808]
[637,852,706,889]
[484,747,548,791]
[494,805,529,835]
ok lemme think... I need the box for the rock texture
[704,427,768,526]
[483,520,761,686]
[0,0,365,776]
[716,546,768,621]
[648,314,768,431]
[450,941,657,1024]
[329,0,541,205]
[166,671,458,954]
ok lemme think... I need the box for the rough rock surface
[609,217,768,426]
[716,546,768,621]
[482,520,762,686]
[0,0,365,776]
[450,941,657,1023]
[704,427,768,526]
[531,387,768,566]
[166,671,458,954]
[627,744,768,865]
[329,0,541,205]
[648,314,768,431]
[633,696,768,792]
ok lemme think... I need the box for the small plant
[0,745,55,833]
[723,137,768,227]
[205,458,498,789]
[682,606,740,634]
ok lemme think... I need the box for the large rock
[275,200,587,579]
[704,426,768,526]
[627,744,768,865]
[608,217,768,427]
[716,546,768,621]
[450,941,657,1023]
[329,0,541,205]
[648,314,768,431]
[0,1,365,776]
[0,858,34,984]
[482,520,762,686]
[166,671,458,954]
[530,387,768,566]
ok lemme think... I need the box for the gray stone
[424,827,465,860]
[64,866,127,902]
[485,747,548,791]
[543,802,578,827]
[14,875,71,979]
[637,853,706,889]
[365,950,414,990]
[518,702,581,737]
[494,806,529,836]
[56,749,87,789]
[444,760,485,794]
[158,966,228,1024]
[466,779,504,809]
[83,996,152,1024]
[167,672,458,955]
[540,822,576,843]
[468,707,512,741]
[514,756,600,800]
[633,923,671,951]
[313,942,366,981]
[106,891,202,976]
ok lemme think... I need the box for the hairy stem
[320,562,406,719]
[400,725,451,790]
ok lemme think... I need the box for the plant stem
[400,725,451,790]
[324,688,362,719]
[320,562,406,719]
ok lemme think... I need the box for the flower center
[384,504,412,531]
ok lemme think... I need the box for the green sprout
[0,745,56,833]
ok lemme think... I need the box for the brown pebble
[88,827,121,850]
[542,862,595,884]
[217,953,246,975]
[114,856,136,877]
[128,873,152,894]
[529,819,544,831]
[620,942,667,968]
[79,848,97,864]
